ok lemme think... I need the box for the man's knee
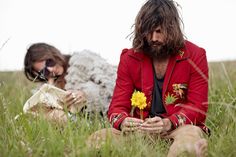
[171,125,204,139]
[182,125,203,136]
[167,125,207,157]
[86,128,121,148]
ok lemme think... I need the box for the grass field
[0,61,236,157]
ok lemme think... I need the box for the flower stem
[130,106,135,117]
[140,110,143,120]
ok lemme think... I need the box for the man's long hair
[132,0,185,55]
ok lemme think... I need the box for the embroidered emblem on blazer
[164,83,188,105]
[179,50,184,58]
[165,93,178,105]
[172,83,188,99]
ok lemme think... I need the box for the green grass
[1,61,236,157]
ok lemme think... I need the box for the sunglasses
[33,59,57,82]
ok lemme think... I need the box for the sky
[0,0,236,71]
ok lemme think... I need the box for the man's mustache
[150,41,164,47]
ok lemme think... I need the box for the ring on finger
[130,121,133,128]
[72,93,76,98]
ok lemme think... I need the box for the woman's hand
[120,117,144,133]
[64,90,86,109]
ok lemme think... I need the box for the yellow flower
[131,91,147,110]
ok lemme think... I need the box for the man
[88,0,209,156]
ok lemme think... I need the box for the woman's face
[33,59,64,83]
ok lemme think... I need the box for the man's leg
[86,128,121,149]
[166,125,207,157]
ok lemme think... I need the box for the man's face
[147,26,168,58]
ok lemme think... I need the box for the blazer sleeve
[107,49,134,130]
[168,48,209,129]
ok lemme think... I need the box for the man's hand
[162,118,172,132]
[140,116,164,134]
[140,117,172,134]
[121,117,144,133]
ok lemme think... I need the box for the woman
[24,43,116,123]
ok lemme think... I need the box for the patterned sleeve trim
[168,113,194,129]
[109,112,128,130]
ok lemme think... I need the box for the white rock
[65,50,117,114]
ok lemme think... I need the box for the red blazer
[108,40,209,133]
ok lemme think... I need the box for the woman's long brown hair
[24,43,70,89]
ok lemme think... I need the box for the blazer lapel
[162,55,177,100]
[128,51,154,96]
[162,49,189,100]
[141,55,154,102]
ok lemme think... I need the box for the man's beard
[145,41,172,59]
